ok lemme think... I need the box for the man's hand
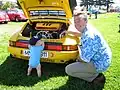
[66,24,81,37]
[66,31,81,37]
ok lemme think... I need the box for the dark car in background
[7,8,27,22]
[0,10,10,24]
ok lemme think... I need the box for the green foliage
[1,1,16,10]
[80,0,113,5]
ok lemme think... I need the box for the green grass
[89,13,120,90]
[0,13,120,90]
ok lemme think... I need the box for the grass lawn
[0,13,120,90]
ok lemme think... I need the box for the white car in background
[109,4,120,12]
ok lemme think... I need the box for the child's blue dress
[29,46,44,68]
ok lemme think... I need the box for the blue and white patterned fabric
[78,25,112,73]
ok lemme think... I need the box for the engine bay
[22,22,69,39]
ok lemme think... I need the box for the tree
[79,0,114,11]
[1,1,15,10]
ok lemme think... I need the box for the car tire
[10,54,14,58]
[4,21,8,24]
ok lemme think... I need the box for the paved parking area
[0,22,24,35]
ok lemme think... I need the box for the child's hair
[29,35,42,45]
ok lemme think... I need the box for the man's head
[73,6,88,33]
[29,35,42,45]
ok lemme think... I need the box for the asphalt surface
[0,22,24,35]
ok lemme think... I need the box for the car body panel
[8,46,78,63]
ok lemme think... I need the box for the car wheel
[4,21,8,24]
[10,54,14,58]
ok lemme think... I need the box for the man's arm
[66,31,81,37]
[66,24,82,37]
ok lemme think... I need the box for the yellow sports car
[8,0,79,63]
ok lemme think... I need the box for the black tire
[4,21,8,24]
[10,54,14,58]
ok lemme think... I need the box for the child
[27,35,44,77]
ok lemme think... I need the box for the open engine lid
[18,0,72,21]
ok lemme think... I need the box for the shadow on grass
[0,56,105,90]
[54,76,106,90]
[0,56,66,86]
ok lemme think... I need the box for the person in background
[27,35,44,77]
[65,7,112,83]
[88,5,92,19]
[92,5,99,19]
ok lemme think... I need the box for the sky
[115,0,120,4]
[3,0,17,2]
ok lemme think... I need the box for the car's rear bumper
[8,46,79,63]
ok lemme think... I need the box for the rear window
[22,24,33,37]
[29,10,66,16]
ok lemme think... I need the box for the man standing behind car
[65,7,112,83]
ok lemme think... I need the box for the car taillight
[9,40,16,46]
[45,43,78,51]
[45,44,62,51]
[9,41,78,51]
[16,42,28,48]
[62,45,78,51]
[9,40,29,48]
